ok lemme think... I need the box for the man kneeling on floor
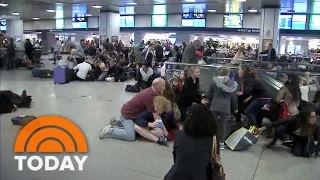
[99,78,166,144]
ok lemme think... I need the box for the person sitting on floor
[99,78,166,142]
[108,60,126,82]
[259,108,320,157]
[73,61,92,81]
[137,62,154,90]
[134,96,172,146]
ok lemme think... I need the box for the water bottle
[156,119,163,129]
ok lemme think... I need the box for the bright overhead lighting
[126,2,137,5]
[32,17,40,20]
[0,3,8,7]
[92,5,102,8]
[85,14,92,16]
[185,0,196,2]
[207,9,216,12]
[46,9,55,12]
[248,9,258,12]
[236,0,246,2]
[11,12,20,15]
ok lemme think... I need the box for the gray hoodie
[206,76,238,114]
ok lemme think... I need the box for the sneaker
[156,136,168,146]
[109,117,120,127]
[99,125,114,139]
[220,142,225,150]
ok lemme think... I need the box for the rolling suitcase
[54,66,69,84]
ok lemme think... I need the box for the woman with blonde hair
[177,66,208,122]
[134,96,172,146]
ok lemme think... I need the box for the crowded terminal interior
[0,0,320,179]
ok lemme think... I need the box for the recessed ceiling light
[92,5,102,8]
[33,17,40,20]
[0,3,8,7]
[126,2,137,5]
[236,0,246,2]
[11,12,20,15]
[185,0,196,2]
[207,9,216,12]
[85,14,92,16]
[248,9,258,12]
[46,9,55,12]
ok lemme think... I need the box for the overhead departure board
[223,14,242,28]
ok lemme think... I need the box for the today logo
[13,115,88,171]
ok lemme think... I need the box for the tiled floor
[0,57,319,180]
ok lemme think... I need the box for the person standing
[53,38,62,64]
[206,66,238,149]
[181,40,201,64]
[75,39,86,64]
[260,43,277,61]
[6,37,16,70]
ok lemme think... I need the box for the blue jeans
[244,99,270,126]
[98,71,108,81]
[110,115,136,141]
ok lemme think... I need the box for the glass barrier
[206,57,320,73]
[164,62,320,100]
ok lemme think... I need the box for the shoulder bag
[211,136,226,180]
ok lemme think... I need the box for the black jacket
[261,48,277,61]
[242,75,269,99]
[177,77,201,108]
[164,131,216,180]
[135,111,176,131]
[266,115,320,141]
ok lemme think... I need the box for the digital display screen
[119,7,135,14]
[181,4,206,27]
[72,5,87,28]
[182,19,205,27]
[151,15,168,27]
[223,14,242,28]
[153,5,166,14]
[311,0,320,13]
[55,4,64,29]
[0,20,6,31]
[309,15,320,30]
[293,0,307,13]
[120,16,134,27]
[281,0,293,12]
[291,15,306,30]
[279,14,292,29]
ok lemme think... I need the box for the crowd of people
[1,35,320,179]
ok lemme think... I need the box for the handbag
[173,103,181,121]
[211,136,225,180]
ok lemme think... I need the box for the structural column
[6,19,23,48]
[99,11,120,46]
[259,8,280,52]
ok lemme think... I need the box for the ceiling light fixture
[46,9,55,12]
[185,0,196,2]
[248,9,258,12]
[207,9,216,12]
[236,0,246,2]
[92,5,102,8]
[0,3,8,7]
[32,17,40,20]
[85,14,92,16]
[11,12,20,15]
[126,2,137,5]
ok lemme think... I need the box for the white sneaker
[220,142,225,150]
[99,125,114,139]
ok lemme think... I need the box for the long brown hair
[296,108,317,137]
[163,80,176,106]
